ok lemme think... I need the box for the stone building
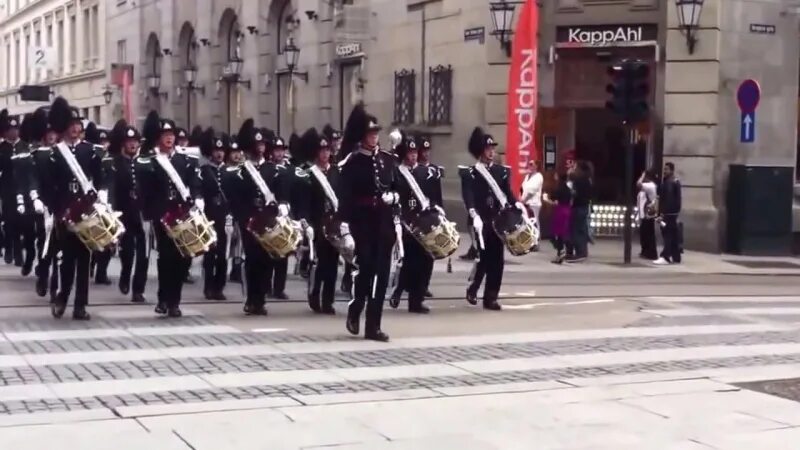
[0,0,107,121]
[104,0,800,252]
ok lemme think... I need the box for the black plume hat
[142,111,161,149]
[19,113,33,142]
[188,125,204,147]
[237,119,256,152]
[28,108,49,143]
[199,127,217,158]
[322,124,341,141]
[297,127,329,164]
[468,127,497,159]
[395,132,419,160]
[175,127,188,140]
[84,122,100,144]
[48,97,81,134]
[340,103,381,159]
[0,109,8,135]
[108,119,128,156]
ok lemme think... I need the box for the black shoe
[565,256,586,264]
[204,290,215,301]
[409,305,431,314]
[308,296,321,313]
[167,307,182,318]
[132,293,146,303]
[4,253,12,265]
[215,291,227,301]
[483,301,502,311]
[185,274,196,284]
[346,313,360,336]
[425,290,433,298]
[119,281,130,295]
[155,303,167,315]
[72,308,91,321]
[21,261,33,277]
[272,292,288,300]
[389,290,401,309]
[95,275,112,285]
[365,330,390,342]
[244,304,268,316]
[466,289,478,305]
[51,300,66,319]
[320,304,336,315]
[36,276,48,298]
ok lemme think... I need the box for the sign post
[737,79,761,144]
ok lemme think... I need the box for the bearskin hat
[0,109,8,135]
[142,111,161,150]
[237,119,257,152]
[188,125,204,147]
[322,124,341,141]
[468,127,498,159]
[394,131,419,160]
[84,122,100,144]
[48,97,80,135]
[19,113,33,143]
[288,132,301,156]
[107,119,128,156]
[28,108,49,144]
[200,127,217,158]
[340,103,381,159]
[297,127,329,164]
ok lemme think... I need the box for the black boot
[167,307,182,318]
[365,330,390,342]
[346,308,360,336]
[132,293,146,303]
[72,307,91,321]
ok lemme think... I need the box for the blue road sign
[740,111,755,143]
[737,79,761,112]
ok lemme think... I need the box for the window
[428,65,453,126]
[23,33,29,84]
[14,37,20,86]
[82,108,89,120]
[83,8,90,68]
[393,69,416,125]
[57,19,63,73]
[91,5,99,65]
[93,106,101,123]
[116,39,126,63]
[69,14,76,71]
[46,23,52,79]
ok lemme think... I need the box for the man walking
[654,162,682,265]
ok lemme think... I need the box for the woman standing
[521,160,543,231]
[637,169,658,260]
[544,172,572,264]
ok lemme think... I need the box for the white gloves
[16,195,24,215]
[340,222,351,236]
[33,199,44,214]
[278,203,289,217]
[97,189,109,205]
[516,201,529,219]
[194,198,205,211]
[381,192,399,206]
[470,209,484,236]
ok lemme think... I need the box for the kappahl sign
[557,24,657,45]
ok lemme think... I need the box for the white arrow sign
[743,113,753,140]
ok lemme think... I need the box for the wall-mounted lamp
[283,37,308,82]
[675,0,704,54]
[489,1,516,57]
[220,58,252,89]
[199,38,211,47]
[305,10,319,21]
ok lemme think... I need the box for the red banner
[505,0,539,195]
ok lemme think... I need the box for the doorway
[339,61,362,129]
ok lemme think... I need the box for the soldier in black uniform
[0,112,27,267]
[463,127,520,311]
[137,111,203,318]
[47,98,105,320]
[199,129,230,301]
[223,119,286,315]
[28,108,58,299]
[338,104,399,342]
[225,135,245,284]
[85,123,114,285]
[13,113,46,277]
[296,127,340,314]
[263,135,291,300]
[415,134,442,298]
[107,121,148,303]
[175,128,190,148]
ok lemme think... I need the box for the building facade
[105,0,800,252]
[0,0,107,122]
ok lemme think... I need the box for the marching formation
[0,98,539,341]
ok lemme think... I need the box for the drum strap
[397,165,430,211]
[243,160,277,205]
[56,142,94,194]
[154,153,191,202]
[308,165,339,211]
[474,162,509,208]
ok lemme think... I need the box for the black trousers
[470,224,504,303]
[660,215,682,263]
[349,230,395,333]
[397,233,431,309]
[241,226,268,307]
[93,249,112,280]
[16,213,36,272]
[119,217,148,295]
[202,220,227,294]
[33,213,46,267]
[56,223,90,308]
[264,256,288,296]
[2,206,22,265]
[37,224,60,298]
[309,236,339,308]
[155,223,191,308]
[639,218,658,260]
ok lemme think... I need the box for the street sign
[737,79,761,143]
[28,46,56,70]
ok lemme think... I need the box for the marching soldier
[296,127,340,315]
[263,135,291,300]
[337,104,400,342]
[13,113,44,277]
[107,121,149,303]
[47,98,105,320]
[175,128,190,148]
[387,133,432,314]
[415,134,441,298]
[463,127,521,311]
[30,108,58,299]
[225,136,245,284]
[199,129,230,301]
[0,111,26,267]
[322,124,343,163]
[223,119,285,315]
[137,111,203,318]
[86,123,114,285]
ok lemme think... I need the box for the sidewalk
[441,234,800,276]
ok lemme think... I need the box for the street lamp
[489,1,516,57]
[283,37,308,82]
[675,0,704,54]
[146,73,167,99]
[220,58,251,89]
[102,86,113,105]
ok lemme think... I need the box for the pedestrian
[654,162,682,265]
[521,160,543,234]
[565,161,592,263]
[543,171,572,264]
[637,168,658,260]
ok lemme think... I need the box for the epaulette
[135,156,153,164]
[11,152,30,160]
[294,167,309,178]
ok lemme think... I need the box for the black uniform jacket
[463,163,517,221]
[221,159,288,225]
[199,163,230,222]
[48,140,104,217]
[337,147,399,239]
[134,148,201,221]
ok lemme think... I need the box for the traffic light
[604,59,650,124]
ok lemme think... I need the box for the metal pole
[623,125,634,264]
[187,88,192,130]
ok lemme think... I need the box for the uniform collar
[157,146,176,157]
